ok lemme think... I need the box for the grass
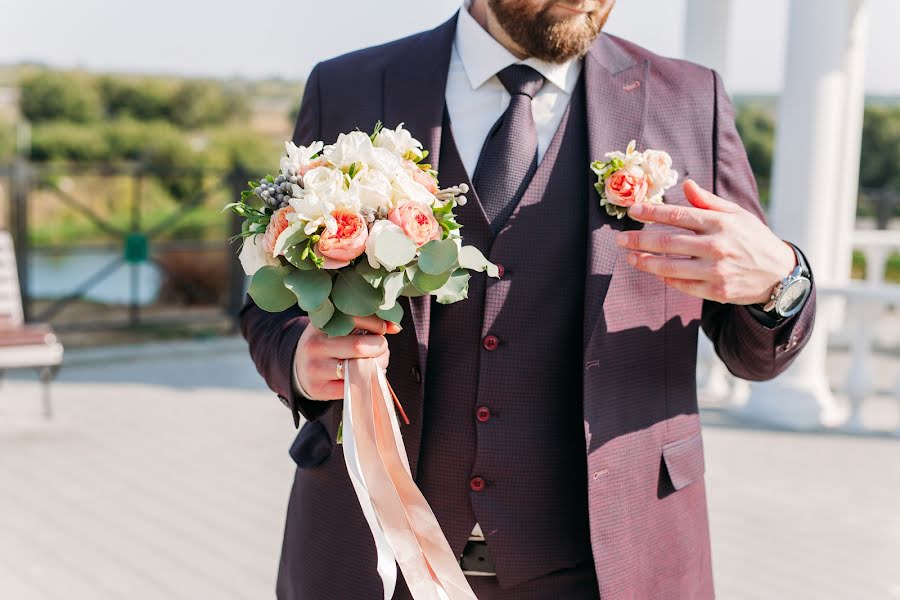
[851,250,900,283]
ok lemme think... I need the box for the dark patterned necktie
[472,64,546,233]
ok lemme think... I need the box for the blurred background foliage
[0,66,897,280]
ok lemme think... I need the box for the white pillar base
[744,377,842,431]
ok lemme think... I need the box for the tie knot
[496,64,545,99]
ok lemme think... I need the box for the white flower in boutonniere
[590,140,678,219]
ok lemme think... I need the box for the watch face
[776,278,811,317]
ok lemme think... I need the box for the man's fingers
[326,333,388,359]
[626,202,715,233]
[658,276,712,299]
[616,230,714,258]
[627,252,711,280]
[351,315,402,335]
[683,179,740,213]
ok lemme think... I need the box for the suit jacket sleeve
[239,64,339,427]
[700,70,816,381]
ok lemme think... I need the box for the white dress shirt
[445,1,583,179]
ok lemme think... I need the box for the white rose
[289,191,336,235]
[280,140,324,176]
[351,168,393,213]
[365,219,416,271]
[301,166,344,202]
[391,170,437,208]
[323,131,374,169]
[238,234,280,276]
[364,145,402,175]
[641,149,678,201]
[374,123,425,161]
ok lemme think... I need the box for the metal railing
[0,160,253,331]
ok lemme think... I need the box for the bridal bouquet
[590,139,678,219]
[228,123,487,600]
[230,123,497,337]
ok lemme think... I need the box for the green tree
[29,121,109,161]
[98,76,175,121]
[19,71,103,123]
[734,105,776,181]
[859,106,900,192]
[168,80,249,129]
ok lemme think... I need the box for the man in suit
[241,1,816,598]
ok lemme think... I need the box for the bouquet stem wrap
[342,358,477,600]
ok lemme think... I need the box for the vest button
[469,476,486,492]
[496,264,505,278]
[483,335,499,351]
[475,406,491,422]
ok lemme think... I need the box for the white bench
[0,230,64,417]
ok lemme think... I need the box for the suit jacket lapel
[383,14,458,381]
[583,34,649,350]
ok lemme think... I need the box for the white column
[745,0,869,430]
[683,0,732,79]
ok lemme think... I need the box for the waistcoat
[416,78,593,588]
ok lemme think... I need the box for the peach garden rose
[388,200,442,247]
[262,205,296,255]
[315,209,368,269]
[604,168,648,208]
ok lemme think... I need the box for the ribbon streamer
[342,358,477,600]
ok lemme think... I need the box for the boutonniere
[590,140,678,219]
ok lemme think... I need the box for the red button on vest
[469,476,486,492]
[475,406,491,422]
[483,335,499,351]
[496,264,505,278]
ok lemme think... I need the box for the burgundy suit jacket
[241,15,815,600]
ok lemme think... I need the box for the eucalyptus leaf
[283,269,333,311]
[434,268,471,304]
[332,270,384,317]
[248,266,296,312]
[379,271,406,310]
[417,239,459,275]
[400,282,428,297]
[412,265,453,292]
[321,308,356,337]
[355,261,390,288]
[458,245,499,277]
[307,298,336,330]
[373,230,417,271]
[376,302,404,325]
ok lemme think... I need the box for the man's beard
[488,0,612,63]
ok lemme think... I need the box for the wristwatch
[758,242,812,319]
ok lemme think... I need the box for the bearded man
[241,1,816,598]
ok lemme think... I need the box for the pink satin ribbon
[343,358,477,600]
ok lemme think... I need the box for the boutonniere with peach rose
[590,140,678,219]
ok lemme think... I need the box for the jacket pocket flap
[662,431,705,491]
[289,419,333,469]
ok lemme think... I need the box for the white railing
[698,229,900,435]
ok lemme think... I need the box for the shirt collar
[455,1,582,94]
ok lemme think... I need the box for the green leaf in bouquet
[284,244,318,270]
[411,265,453,292]
[307,298,336,330]
[373,230,417,271]
[273,222,308,257]
[417,239,459,275]
[400,282,428,297]
[458,245,499,278]
[248,266,296,312]
[332,270,384,317]
[321,308,356,337]
[355,261,390,288]
[376,302,403,326]
[434,268,471,304]
[379,271,406,310]
[283,269,333,312]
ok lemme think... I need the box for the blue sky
[2,0,898,93]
